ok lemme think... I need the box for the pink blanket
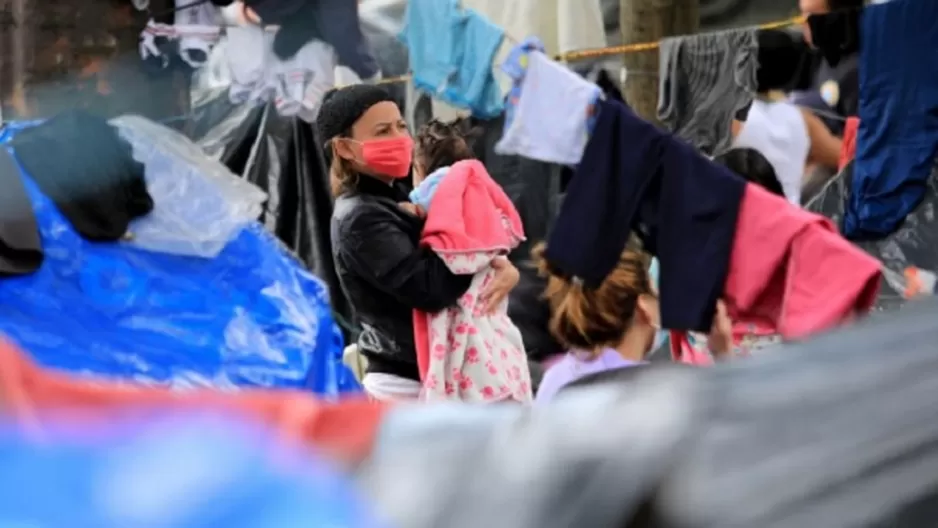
[412,160,532,402]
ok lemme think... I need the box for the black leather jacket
[331,174,472,380]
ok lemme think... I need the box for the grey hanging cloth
[657,29,759,155]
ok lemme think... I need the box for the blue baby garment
[409,167,450,211]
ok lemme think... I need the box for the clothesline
[350,15,805,89]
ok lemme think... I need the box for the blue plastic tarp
[0,121,360,395]
[0,414,384,528]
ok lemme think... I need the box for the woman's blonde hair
[532,238,653,353]
[328,136,359,197]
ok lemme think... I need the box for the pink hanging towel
[670,183,881,365]
[412,159,532,403]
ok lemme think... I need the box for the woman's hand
[707,300,734,359]
[482,256,519,313]
[398,202,425,218]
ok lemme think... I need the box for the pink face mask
[359,136,414,179]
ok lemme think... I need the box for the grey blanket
[360,298,938,527]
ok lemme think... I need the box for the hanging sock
[138,20,176,70]
[496,50,601,166]
[174,0,222,69]
[846,0,938,240]
[225,25,271,105]
[273,40,338,122]
[400,0,504,118]
[657,29,759,156]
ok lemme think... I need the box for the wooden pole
[10,0,29,116]
[620,0,699,123]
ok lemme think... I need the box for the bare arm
[802,109,842,171]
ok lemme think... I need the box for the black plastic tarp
[181,96,352,335]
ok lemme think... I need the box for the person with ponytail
[316,85,519,401]
[533,242,734,404]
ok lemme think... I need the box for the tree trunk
[620,0,699,123]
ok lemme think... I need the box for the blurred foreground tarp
[0,337,388,465]
[363,297,938,527]
[0,413,385,528]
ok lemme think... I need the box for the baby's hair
[531,239,653,353]
[414,118,480,176]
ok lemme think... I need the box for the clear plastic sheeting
[111,115,268,259]
[805,159,938,312]
[0,415,383,528]
[0,122,358,395]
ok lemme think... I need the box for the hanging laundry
[242,0,378,78]
[496,49,601,166]
[399,0,504,118]
[559,65,630,192]
[137,0,222,71]
[657,29,759,156]
[462,0,607,94]
[587,66,627,106]
[806,7,861,68]
[226,24,274,105]
[307,0,379,79]
[546,98,745,332]
[138,20,177,70]
[846,0,938,240]
[174,0,222,68]
[499,37,545,139]
[0,150,42,276]
[733,99,811,205]
[273,39,338,121]
[9,111,153,242]
[410,160,531,402]
[725,184,881,339]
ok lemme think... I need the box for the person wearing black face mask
[790,0,863,136]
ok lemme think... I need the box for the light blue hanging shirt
[399,0,504,117]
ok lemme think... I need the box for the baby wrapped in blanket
[406,122,532,402]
